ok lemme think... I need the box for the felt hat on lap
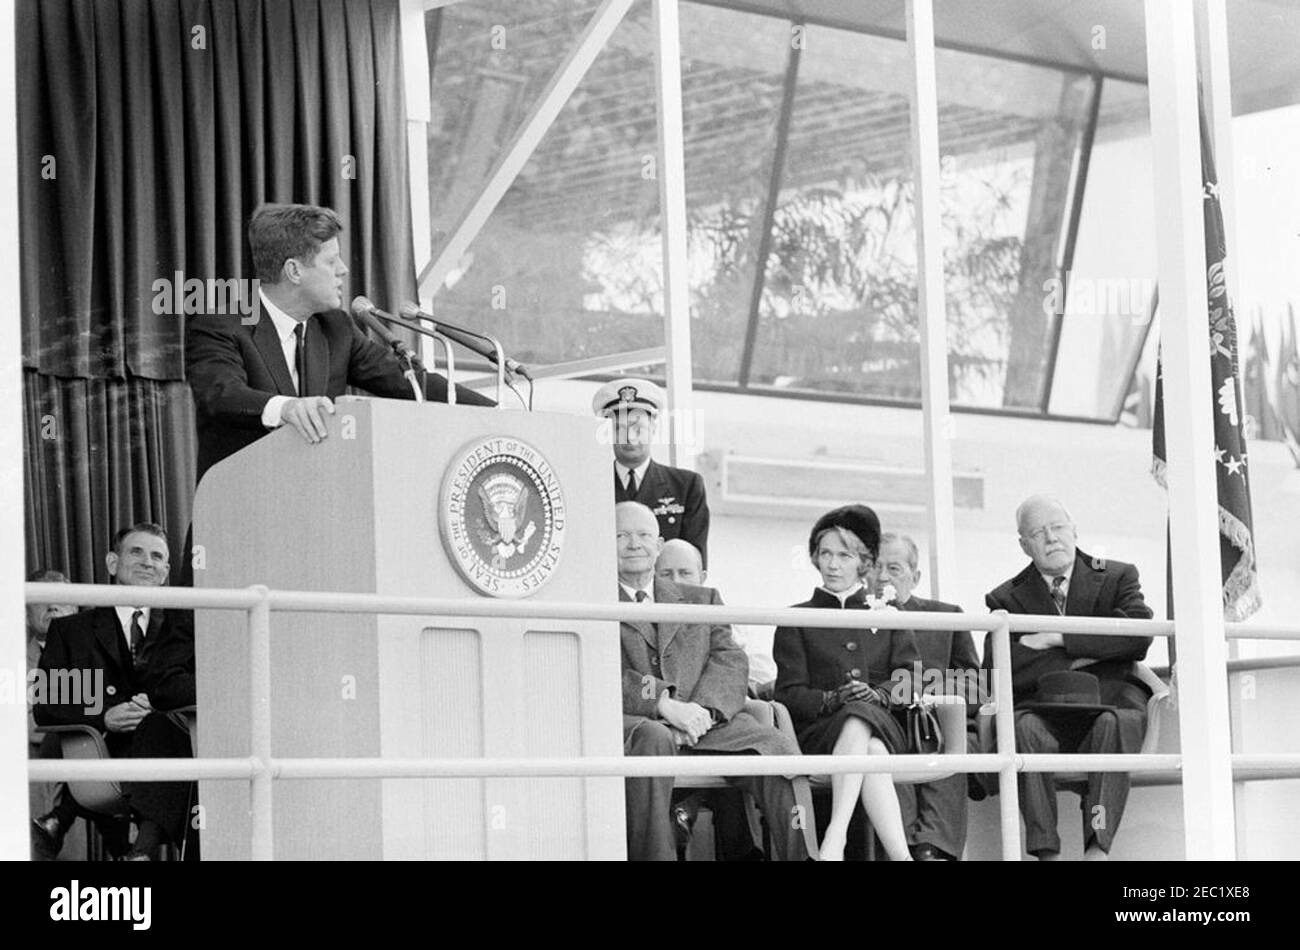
[1019,670,1116,717]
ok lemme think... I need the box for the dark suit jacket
[614,459,710,567]
[899,595,981,708]
[773,587,921,729]
[619,579,787,756]
[186,305,494,480]
[34,606,196,735]
[983,550,1153,707]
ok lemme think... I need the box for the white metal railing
[21,582,1300,861]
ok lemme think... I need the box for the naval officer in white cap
[593,377,711,568]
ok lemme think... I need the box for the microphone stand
[368,312,458,406]
[390,342,424,403]
[400,307,509,409]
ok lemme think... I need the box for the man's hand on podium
[282,396,336,444]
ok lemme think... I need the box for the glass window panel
[426,1,663,369]
[744,23,1093,409]
[1048,79,1157,419]
[680,4,791,384]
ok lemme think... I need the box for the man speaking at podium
[187,203,492,483]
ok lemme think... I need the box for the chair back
[39,725,131,818]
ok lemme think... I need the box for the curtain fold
[19,0,415,578]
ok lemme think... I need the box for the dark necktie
[1050,575,1066,615]
[635,589,648,603]
[293,322,307,396]
[129,609,145,661]
[626,470,638,497]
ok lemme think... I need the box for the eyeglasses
[1023,521,1073,544]
[879,562,911,578]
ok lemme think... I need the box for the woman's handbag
[905,694,944,755]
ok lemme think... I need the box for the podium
[192,397,626,859]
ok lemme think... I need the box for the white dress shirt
[620,582,655,603]
[615,459,652,494]
[1039,562,1075,606]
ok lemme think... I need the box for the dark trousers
[897,774,969,859]
[897,725,976,859]
[121,711,195,849]
[624,720,806,862]
[1015,709,1130,855]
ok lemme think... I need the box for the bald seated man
[983,494,1154,861]
[617,502,806,861]
[655,540,778,696]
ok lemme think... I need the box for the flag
[1151,109,1261,621]
[1242,310,1279,441]
[1274,304,1300,466]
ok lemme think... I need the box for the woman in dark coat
[774,505,921,861]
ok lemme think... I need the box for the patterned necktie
[129,609,145,661]
[626,470,638,497]
[635,589,648,603]
[293,322,307,396]
[1050,575,1066,615]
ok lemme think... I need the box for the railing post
[248,587,274,861]
[991,611,1022,860]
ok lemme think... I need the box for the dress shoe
[672,801,698,852]
[911,843,956,862]
[31,814,66,861]
[119,849,153,861]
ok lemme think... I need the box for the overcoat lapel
[1065,552,1102,616]
[619,586,656,648]
[252,312,297,396]
[93,608,127,673]
[653,578,683,651]
[1009,567,1058,617]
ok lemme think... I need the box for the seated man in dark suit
[617,502,806,861]
[26,569,77,859]
[876,533,981,861]
[983,494,1154,861]
[34,523,198,861]
[186,202,492,483]
[594,378,710,567]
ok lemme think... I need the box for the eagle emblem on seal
[476,473,538,568]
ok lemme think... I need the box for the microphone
[399,302,532,380]
[351,296,420,360]
[350,296,424,401]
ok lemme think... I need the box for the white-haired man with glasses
[983,494,1154,860]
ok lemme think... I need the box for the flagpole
[1144,0,1236,860]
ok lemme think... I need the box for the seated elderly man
[618,502,806,861]
[34,523,197,861]
[876,533,980,862]
[983,495,1154,861]
[655,539,778,696]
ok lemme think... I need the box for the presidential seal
[441,436,567,598]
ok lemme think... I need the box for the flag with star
[1151,107,1261,621]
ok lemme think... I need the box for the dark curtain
[18,0,415,578]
